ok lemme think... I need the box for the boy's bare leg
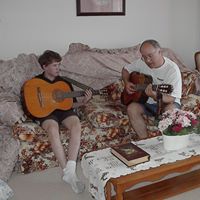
[62,116,85,193]
[42,120,67,169]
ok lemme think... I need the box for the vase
[163,134,190,151]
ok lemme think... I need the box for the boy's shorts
[38,109,78,125]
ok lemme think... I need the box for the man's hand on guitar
[125,82,135,94]
[145,84,157,100]
[82,89,93,104]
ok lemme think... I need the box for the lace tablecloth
[81,134,200,200]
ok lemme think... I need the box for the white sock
[62,160,85,194]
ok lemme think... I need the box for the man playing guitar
[122,40,182,139]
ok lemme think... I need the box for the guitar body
[22,78,73,118]
[121,72,153,105]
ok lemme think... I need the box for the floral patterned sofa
[1,43,200,176]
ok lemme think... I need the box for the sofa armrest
[0,126,20,182]
[195,51,200,72]
[0,94,26,126]
[181,71,198,97]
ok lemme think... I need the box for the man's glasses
[141,50,158,61]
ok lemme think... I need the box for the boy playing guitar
[21,50,92,193]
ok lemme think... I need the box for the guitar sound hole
[53,90,65,102]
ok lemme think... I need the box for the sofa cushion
[13,120,92,173]
[13,117,159,175]
[104,79,124,101]
[60,43,140,90]
[12,120,139,174]
[13,122,47,142]
[85,99,129,128]
[83,93,160,137]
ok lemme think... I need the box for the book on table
[111,142,150,167]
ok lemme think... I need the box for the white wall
[170,0,200,68]
[0,0,199,68]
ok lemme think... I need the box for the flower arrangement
[158,109,199,136]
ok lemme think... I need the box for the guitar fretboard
[135,84,150,91]
[63,90,100,98]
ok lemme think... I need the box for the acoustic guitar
[22,78,107,118]
[121,72,173,105]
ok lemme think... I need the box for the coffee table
[105,155,200,200]
[81,134,200,200]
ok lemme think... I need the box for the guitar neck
[64,90,100,98]
[135,84,157,91]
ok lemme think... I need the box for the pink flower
[171,124,183,132]
[191,119,199,126]
[158,109,199,135]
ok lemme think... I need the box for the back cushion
[0,54,42,126]
[0,54,42,96]
[60,43,140,90]
[61,43,196,98]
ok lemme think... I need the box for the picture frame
[76,0,126,16]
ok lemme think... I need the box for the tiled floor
[8,162,200,200]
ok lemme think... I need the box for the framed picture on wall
[76,0,126,16]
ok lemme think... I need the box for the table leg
[115,185,124,200]
[105,181,112,200]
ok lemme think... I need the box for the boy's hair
[38,50,62,68]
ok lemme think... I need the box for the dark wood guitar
[22,78,107,118]
[121,72,173,105]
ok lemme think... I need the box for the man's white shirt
[124,57,182,104]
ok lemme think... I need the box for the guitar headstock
[91,88,108,99]
[99,89,108,97]
[156,84,173,94]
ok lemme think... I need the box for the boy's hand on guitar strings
[82,89,93,104]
